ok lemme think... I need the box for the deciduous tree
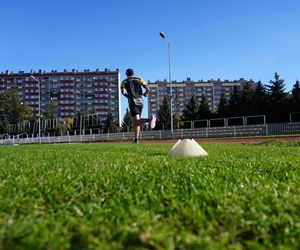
[0,90,33,134]
[104,111,116,133]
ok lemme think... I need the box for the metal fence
[1,122,300,145]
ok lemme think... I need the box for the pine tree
[267,72,286,100]
[240,82,254,116]
[182,95,198,121]
[157,96,170,130]
[291,80,300,110]
[228,85,241,116]
[266,72,289,122]
[198,94,211,119]
[122,108,133,132]
[217,93,229,117]
[253,81,267,115]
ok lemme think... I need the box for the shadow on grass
[247,140,300,147]
[147,152,168,157]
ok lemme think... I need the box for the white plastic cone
[168,139,208,157]
[171,139,182,150]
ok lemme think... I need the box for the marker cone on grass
[168,139,208,157]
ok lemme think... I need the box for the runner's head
[126,68,134,77]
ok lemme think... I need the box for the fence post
[159,130,162,139]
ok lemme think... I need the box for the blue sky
[1,0,299,117]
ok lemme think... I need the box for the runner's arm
[121,87,129,98]
[142,85,150,97]
[121,80,129,98]
[139,78,150,97]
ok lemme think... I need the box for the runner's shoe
[132,138,140,144]
[150,114,157,129]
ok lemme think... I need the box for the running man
[121,68,156,144]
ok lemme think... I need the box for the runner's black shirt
[121,76,146,99]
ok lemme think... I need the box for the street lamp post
[159,31,174,137]
[30,76,41,143]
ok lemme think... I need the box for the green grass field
[0,141,300,250]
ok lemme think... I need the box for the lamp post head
[30,75,38,82]
[159,32,166,39]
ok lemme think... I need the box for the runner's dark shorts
[129,100,143,117]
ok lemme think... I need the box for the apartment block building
[148,78,257,117]
[0,68,121,126]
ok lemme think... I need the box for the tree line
[122,73,300,131]
[1,72,299,135]
[0,91,116,135]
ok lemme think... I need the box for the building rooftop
[149,77,256,84]
[0,68,119,77]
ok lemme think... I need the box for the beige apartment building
[147,77,257,117]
